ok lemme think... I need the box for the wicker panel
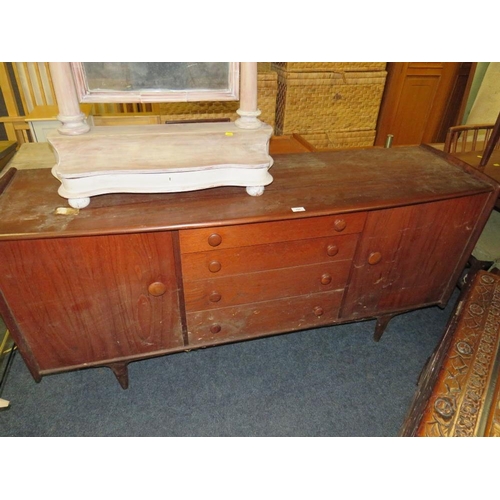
[272,62,387,73]
[275,70,387,135]
[158,71,277,127]
[299,129,377,150]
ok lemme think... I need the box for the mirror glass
[71,62,239,102]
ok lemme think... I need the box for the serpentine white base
[48,122,274,207]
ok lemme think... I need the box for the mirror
[71,62,239,103]
[47,61,273,208]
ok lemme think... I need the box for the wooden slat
[29,63,44,107]
[14,63,33,113]
[0,63,21,117]
[40,62,56,105]
[444,123,497,154]
[13,62,56,113]
[0,118,30,144]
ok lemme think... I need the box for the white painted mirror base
[66,187,267,209]
[68,183,266,209]
[47,62,271,207]
[48,122,274,208]
[246,186,265,196]
[68,197,91,209]
[58,167,273,208]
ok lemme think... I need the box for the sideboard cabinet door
[0,231,184,373]
[341,194,490,319]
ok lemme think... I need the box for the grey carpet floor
[0,294,455,437]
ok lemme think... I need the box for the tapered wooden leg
[109,362,129,389]
[374,314,395,342]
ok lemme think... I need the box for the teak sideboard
[0,145,498,389]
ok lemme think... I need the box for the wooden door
[375,63,475,146]
[340,194,490,320]
[0,231,184,373]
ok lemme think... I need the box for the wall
[466,63,500,124]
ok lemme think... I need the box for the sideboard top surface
[0,144,496,240]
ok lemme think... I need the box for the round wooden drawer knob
[208,233,222,247]
[209,291,222,303]
[368,252,382,265]
[333,219,347,232]
[327,244,339,257]
[321,273,332,285]
[148,281,167,297]
[313,306,324,317]
[208,260,222,273]
[210,324,222,334]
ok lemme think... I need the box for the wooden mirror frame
[49,62,261,134]
[70,62,240,103]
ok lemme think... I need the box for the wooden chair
[445,113,500,276]
[479,111,500,167]
[444,123,498,154]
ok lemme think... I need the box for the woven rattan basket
[158,70,277,127]
[275,69,387,135]
[258,62,272,72]
[272,62,387,72]
[299,129,377,150]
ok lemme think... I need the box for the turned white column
[49,62,90,135]
[235,62,262,129]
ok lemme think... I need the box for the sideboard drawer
[179,212,367,253]
[184,260,351,312]
[187,290,345,345]
[181,233,359,280]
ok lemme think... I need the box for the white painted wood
[47,61,272,207]
[48,122,274,206]
[239,62,258,111]
[49,122,273,176]
[68,197,90,209]
[25,105,94,142]
[246,185,265,196]
[236,62,262,130]
[49,63,90,136]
